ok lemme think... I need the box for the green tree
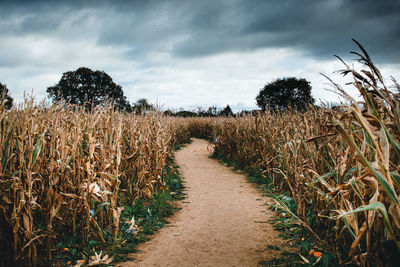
[256,77,314,111]
[197,106,218,117]
[206,106,218,117]
[163,109,174,116]
[132,98,155,114]
[47,67,131,111]
[175,110,197,117]
[219,105,234,117]
[0,82,13,110]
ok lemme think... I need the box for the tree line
[1,67,314,114]
[164,105,234,117]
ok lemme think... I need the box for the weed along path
[120,138,284,266]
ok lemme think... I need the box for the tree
[0,82,13,110]
[256,77,314,111]
[219,105,234,117]
[205,106,218,117]
[197,106,218,117]
[47,67,131,111]
[163,109,174,116]
[132,98,155,114]
[175,110,197,117]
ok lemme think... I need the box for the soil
[119,138,286,267]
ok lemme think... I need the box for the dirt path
[119,138,284,267]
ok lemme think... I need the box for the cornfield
[0,42,398,266]
[0,101,190,266]
[190,42,400,265]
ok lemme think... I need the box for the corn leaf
[337,202,396,240]
[333,119,399,204]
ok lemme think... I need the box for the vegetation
[1,41,398,266]
[186,42,400,266]
[0,102,189,266]
[163,105,237,117]
[218,105,234,117]
[132,98,155,114]
[0,82,13,110]
[256,77,314,111]
[47,67,132,111]
[56,160,185,265]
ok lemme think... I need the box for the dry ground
[119,138,286,267]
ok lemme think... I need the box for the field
[1,48,399,266]
[0,103,191,266]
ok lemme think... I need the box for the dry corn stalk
[0,101,190,265]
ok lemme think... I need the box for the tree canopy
[132,98,155,114]
[164,105,235,117]
[218,105,234,117]
[0,82,13,110]
[47,67,131,111]
[256,77,314,111]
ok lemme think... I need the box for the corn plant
[0,101,190,265]
[190,42,399,265]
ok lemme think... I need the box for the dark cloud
[0,0,399,63]
[237,0,400,61]
[171,0,400,62]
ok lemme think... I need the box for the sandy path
[119,138,284,267]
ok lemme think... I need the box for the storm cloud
[0,0,399,110]
[1,0,399,61]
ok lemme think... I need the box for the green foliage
[53,158,185,265]
[212,150,338,266]
[47,67,131,111]
[175,110,198,117]
[218,105,234,117]
[199,106,219,117]
[0,82,13,110]
[132,98,155,114]
[267,192,339,267]
[256,77,314,111]
[164,105,236,118]
[165,165,185,199]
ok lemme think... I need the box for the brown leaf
[389,204,400,229]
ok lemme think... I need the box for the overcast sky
[0,0,399,111]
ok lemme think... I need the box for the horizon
[0,0,399,112]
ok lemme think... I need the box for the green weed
[53,159,185,266]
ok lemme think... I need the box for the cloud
[171,0,400,62]
[0,0,398,109]
[2,0,398,62]
[119,47,364,110]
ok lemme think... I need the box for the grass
[197,42,400,265]
[0,100,193,266]
[212,147,339,266]
[55,155,186,266]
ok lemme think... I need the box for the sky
[0,0,399,112]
